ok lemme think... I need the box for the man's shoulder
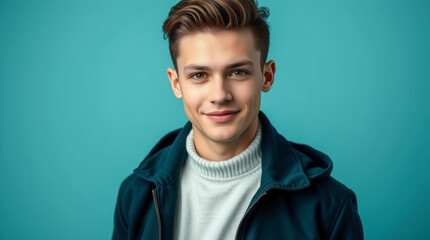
[117,173,154,198]
[308,175,356,202]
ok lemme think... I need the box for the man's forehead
[176,29,261,70]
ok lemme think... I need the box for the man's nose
[209,75,232,104]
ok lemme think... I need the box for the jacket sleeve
[327,190,364,240]
[112,180,129,240]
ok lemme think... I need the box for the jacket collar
[258,112,310,193]
[133,122,191,187]
[133,112,314,191]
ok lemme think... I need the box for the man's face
[167,29,275,149]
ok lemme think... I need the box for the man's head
[162,0,276,160]
[162,0,270,71]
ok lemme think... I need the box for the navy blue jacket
[113,112,363,239]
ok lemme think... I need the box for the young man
[113,0,363,239]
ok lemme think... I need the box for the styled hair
[162,0,270,71]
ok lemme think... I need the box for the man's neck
[192,118,259,161]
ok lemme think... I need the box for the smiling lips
[205,110,240,123]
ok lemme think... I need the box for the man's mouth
[204,110,240,123]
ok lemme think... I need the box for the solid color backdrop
[0,0,429,239]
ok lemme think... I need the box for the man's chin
[205,130,240,144]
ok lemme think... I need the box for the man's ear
[262,60,276,92]
[167,67,183,99]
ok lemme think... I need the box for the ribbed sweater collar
[185,123,262,180]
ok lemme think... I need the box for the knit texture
[174,123,262,240]
[185,125,262,180]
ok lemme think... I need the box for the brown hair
[162,0,270,71]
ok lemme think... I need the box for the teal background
[0,0,429,239]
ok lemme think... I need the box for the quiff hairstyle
[162,0,270,71]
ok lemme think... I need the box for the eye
[191,72,207,80]
[230,70,249,77]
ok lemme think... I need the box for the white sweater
[174,125,262,240]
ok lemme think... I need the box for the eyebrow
[183,60,254,72]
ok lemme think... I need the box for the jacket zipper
[152,189,162,240]
[234,192,268,240]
